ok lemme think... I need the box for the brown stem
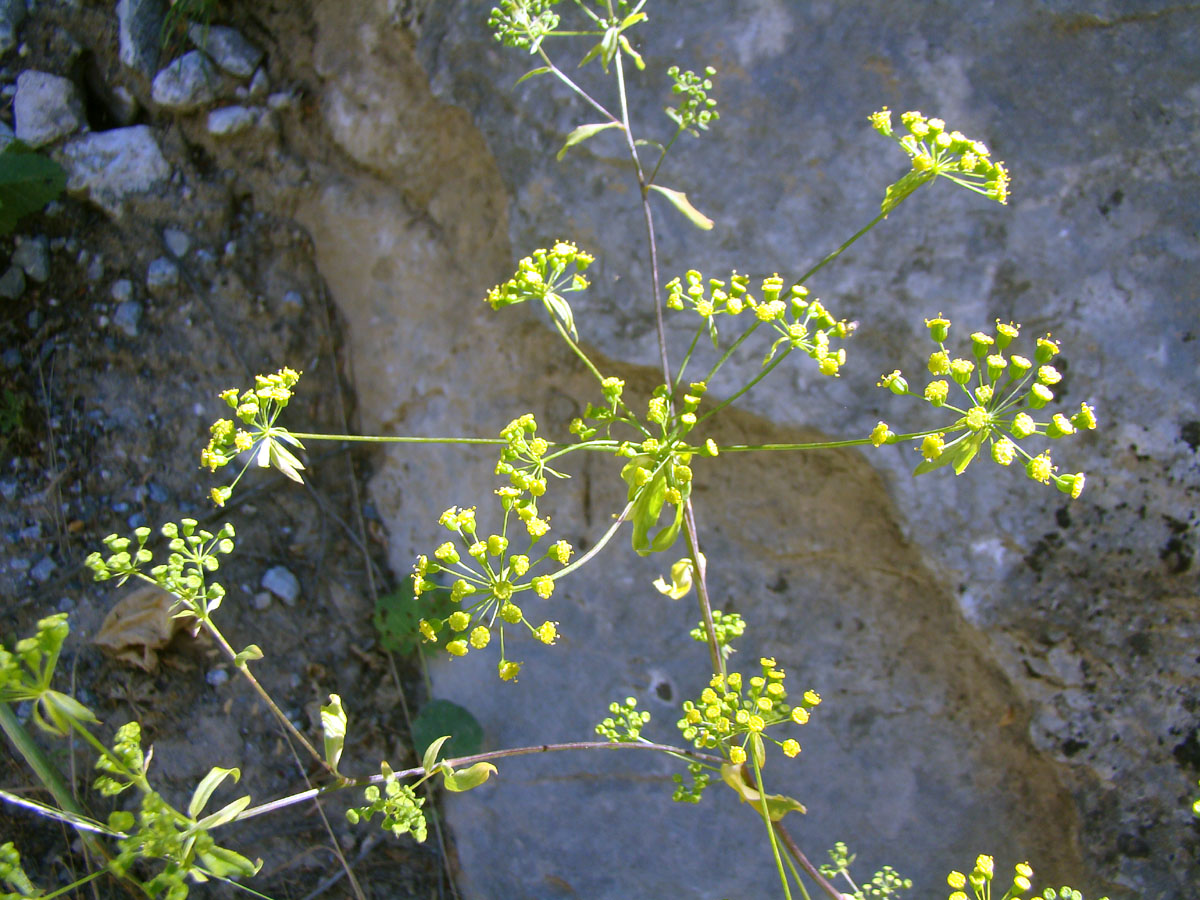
[774,822,844,900]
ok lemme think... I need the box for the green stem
[537,48,618,123]
[672,325,707,393]
[714,427,944,453]
[682,500,722,677]
[700,318,763,388]
[550,499,633,581]
[751,756,793,900]
[696,345,790,426]
[647,125,685,187]
[198,614,331,774]
[796,209,888,285]
[286,433,507,446]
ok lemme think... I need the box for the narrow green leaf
[188,766,240,819]
[618,34,644,70]
[320,694,347,774]
[196,844,262,879]
[951,431,985,475]
[648,185,714,230]
[556,121,622,162]
[441,761,498,793]
[268,440,306,483]
[515,66,551,86]
[421,735,451,775]
[194,794,251,830]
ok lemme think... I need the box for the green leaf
[951,431,985,475]
[881,169,933,215]
[421,735,451,776]
[720,763,807,821]
[515,66,551,86]
[268,440,306,483]
[543,291,578,340]
[320,694,347,774]
[412,699,483,761]
[618,34,644,70]
[38,690,98,736]
[188,766,240,819]
[0,142,66,236]
[196,844,262,879]
[233,644,263,668]
[441,761,498,792]
[556,121,622,161]
[648,185,714,230]
[194,794,251,830]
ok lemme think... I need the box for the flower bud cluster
[945,857,1092,900]
[666,65,719,134]
[688,609,746,650]
[676,657,819,764]
[664,270,854,377]
[414,416,575,680]
[484,240,594,339]
[870,108,1010,209]
[875,316,1095,498]
[487,0,562,53]
[347,761,427,842]
[595,696,652,742]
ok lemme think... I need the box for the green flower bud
[925,379,950,407]
[1055,472,1085,499]
[986,354,1007,381]
[1072,402,1097,430]
[995,320,1020,349]
[950,358,974,385]
[879,370,908,394]
[1035,336,1060,363]
[1010,355,1032,377]
[1047,413,1075,438]
[1027,382,1054,409]
[970,332,994,358]
[974,384,993,404]
[1011,412,1037,439]
[925,315,950,342]
[1026,451,1053,484]
[921,433,945,461]
[928,350,951,375]
[992,437,1017,466]
[965,406,990,431]
[446,640,468,657]
[500,601,522,623]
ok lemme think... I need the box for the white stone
[58,126,171,218]
[152,51,217,111]
[206,105,258,137]
[163,227,190,258]
[14,70,86,147]
[261,565,300,606]
[145,257,178,295]
[189,24,263,79]
[12,235,48,282]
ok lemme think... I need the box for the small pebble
[206,668,230,687]
[110,278,133,302]
[113,301,142,337]
[30,556,56,582]
[163,228,191,258]
[261,565,300,606]
[252,591,273,611]
[0,265,25,299]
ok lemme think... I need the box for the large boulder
[294,2,1198,898]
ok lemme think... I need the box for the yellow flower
[781,739,800,758]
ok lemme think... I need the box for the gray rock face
[151,50,217,111]
[58,126,171,217]
[389,3,1198,900]
[189,24,262,79]
[116,0,164,75]
[14,70,86,147]
[0,0,25,56]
